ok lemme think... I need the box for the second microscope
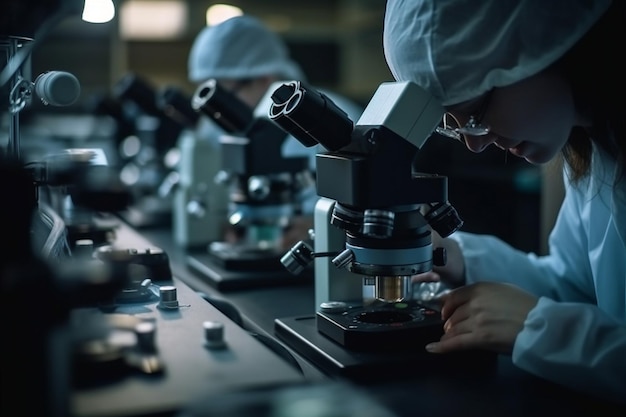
[185,79,315,291]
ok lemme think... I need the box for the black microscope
[185,79,315,291]
[110,73,189,228]
[272,81,493,379]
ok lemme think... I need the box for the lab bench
[130,225,626,417]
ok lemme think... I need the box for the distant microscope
[1,19,129,250]
[185,79,315,290]
[161,85,229,250]
[274,81,464,368]
[36,148,129,249]
[110,73,188,228]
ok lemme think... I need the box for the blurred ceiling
[8,0,392,108]
[41,0,387,39]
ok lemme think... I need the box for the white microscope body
[173,131,229,249]
[313,197,363,310]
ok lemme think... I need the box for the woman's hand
[426,282,539,355]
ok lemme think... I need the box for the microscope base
[316,301,444,352]
[206,241,290,271]
[186,250,313,292]
[274,315,497,382]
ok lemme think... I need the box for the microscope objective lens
[374,276,412,302]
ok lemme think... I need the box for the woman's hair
[558,1,625,183]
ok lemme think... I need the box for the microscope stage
[275,314,496,382]
[316,301,444,352]
[186,249,313,291]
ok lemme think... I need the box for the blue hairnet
[188,15,306,83]
[383,0,612,106]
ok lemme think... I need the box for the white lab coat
[451,145,626,403]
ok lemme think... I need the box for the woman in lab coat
[383,0,625,403]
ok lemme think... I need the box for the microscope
[111,73,187,228]
[2,19,133,414]
[156,85,231,250]
[185,79,315,290]
[273,81,475,377]
[36,148,130,249]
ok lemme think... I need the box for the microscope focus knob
[332,248,354,269]
[186,199,206,218]
[248,176,271,200]
[214,170,231,186]
[157,170,180,198]
[280,240,314,275]
[433,246,447,267]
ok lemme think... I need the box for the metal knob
[158,285,179,309]
[280,240,314,275]
[203,321,226,349]
[74,239,94,259]
[331,248,354,269]
[248,176,271,200]
[186,199,206,218]
[134,321,157,353]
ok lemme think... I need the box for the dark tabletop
[131,226,626,417]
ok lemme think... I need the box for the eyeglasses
[434,90,493,142]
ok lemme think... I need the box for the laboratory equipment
[185,79,314,290]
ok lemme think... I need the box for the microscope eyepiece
[113,73,160,116]
[268,81,353,151]
[191,79,253,133]
[157,86,199,128]
[268,84,317,147]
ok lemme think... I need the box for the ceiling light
[82,0,116,23]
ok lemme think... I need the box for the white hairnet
[383,0,612,106]
[188,15,306,83]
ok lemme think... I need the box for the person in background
[187,14,363,246]
[383,0,625,403]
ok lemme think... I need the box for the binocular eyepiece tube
[191,79,253,133]
[269,81,354,151]
[157,86,199,128]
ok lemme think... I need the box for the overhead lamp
[82,0,116,23]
